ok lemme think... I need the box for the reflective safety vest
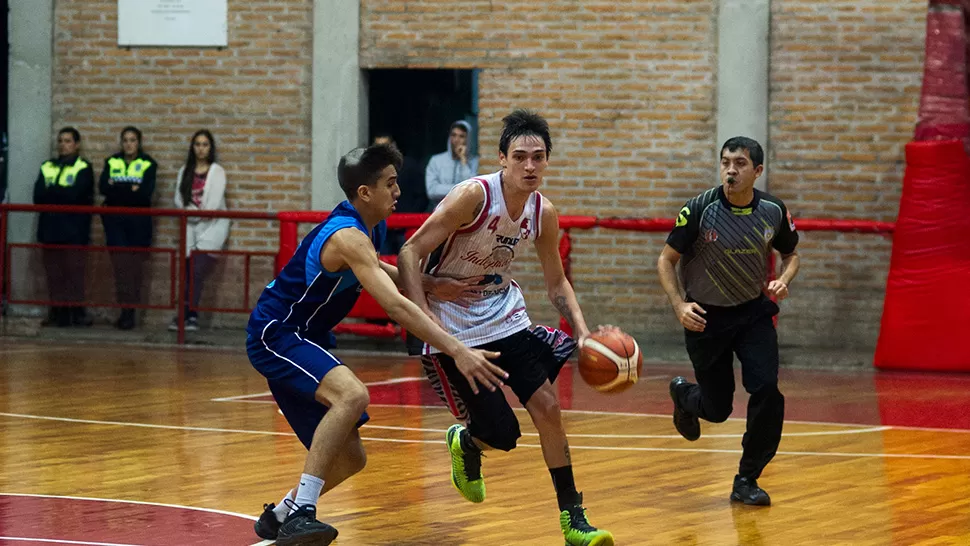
[107,157,152,184]
[41,157,89,188]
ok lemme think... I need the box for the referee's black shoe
[669,376,701,441]
[730,475,771,506]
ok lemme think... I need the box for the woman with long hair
[170,129,230,331]
[100,125,156,330]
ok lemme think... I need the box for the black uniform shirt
[666,186,798,307]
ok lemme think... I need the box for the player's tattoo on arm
[471,199,484,224]
[554,295,574,331]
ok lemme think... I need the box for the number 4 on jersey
[487,217,500,233]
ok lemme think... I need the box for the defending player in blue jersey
[246,143,507,546]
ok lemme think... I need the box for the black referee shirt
[666,186,798,307]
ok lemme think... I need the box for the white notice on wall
[118,0,228,47]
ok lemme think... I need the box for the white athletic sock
[291,473,325,515]
[273,489,295,522]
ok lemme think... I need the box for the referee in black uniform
[657,136,800,506]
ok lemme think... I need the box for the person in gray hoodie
[425,120,479,210]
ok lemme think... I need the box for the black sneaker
[253,502,282,540]
[730,475,771,506]
[276,504,339,546]
[669,376,700,441]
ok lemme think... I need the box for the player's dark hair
[499,109,552,156]
[338,143,403,201]
[720,136,764,169]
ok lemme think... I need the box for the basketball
[578,330,643,393]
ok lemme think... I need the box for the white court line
[361,376,428,386]
[210,376,428,402]
[0,537,143,546]
[367,403,888,430]
[214,381,886,430]
[0,492,257,521]
[361,423,892,439]
[211,391,273,402]
[0,412,294,438]
[1,411,968,460]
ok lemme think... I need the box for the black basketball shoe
[730,475,771,506]
[253,502,281,540]
[669,376,701,441]
[275,504,339,546]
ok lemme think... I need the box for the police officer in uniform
[32,127,95,327]
[100,126,156,330]
[658,136,801,506]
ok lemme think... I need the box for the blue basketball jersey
[247,201,386,345]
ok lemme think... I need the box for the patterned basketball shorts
[419,324,577,422]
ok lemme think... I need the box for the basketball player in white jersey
[398,110,614,546]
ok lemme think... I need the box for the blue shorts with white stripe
[247,323,369,449]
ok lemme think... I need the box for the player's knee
[478,414,521,452]
[346,385,370,416]
[526,386,562,427]
[326,381,370,415]
[486,424,521,452]
[752,384,784,408]
[705,401,734,423]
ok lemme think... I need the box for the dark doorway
[366,69,478,175]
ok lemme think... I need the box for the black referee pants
[678,295,784,480]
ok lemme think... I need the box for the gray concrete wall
[717,0,770,190]
[6,0,53,316]
[311,0,364,211]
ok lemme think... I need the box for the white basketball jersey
[423,171,543,353]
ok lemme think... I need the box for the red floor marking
[0,496,258,546]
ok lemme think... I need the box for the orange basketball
[578,330,643,393]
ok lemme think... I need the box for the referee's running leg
[669,298,782,506]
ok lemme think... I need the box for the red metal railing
[5,242,177,309]
[2,203,897,345]
[0,204,275,344]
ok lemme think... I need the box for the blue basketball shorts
[247,323,369,449]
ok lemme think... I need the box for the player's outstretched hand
[454,348,506,395]
[578,324,620,348]
[430,275,484,304]
[676,302,707,332]
[766,280,789,301]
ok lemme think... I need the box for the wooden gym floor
[0,341,968,545]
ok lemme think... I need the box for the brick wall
[43,0,929,350]
[53,0,312,231]
[49,0,313,325]
[360,0,927,350]
[362,0,721,345]
[769,0,926,347]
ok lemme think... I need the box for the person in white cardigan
[169,129,230,331]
